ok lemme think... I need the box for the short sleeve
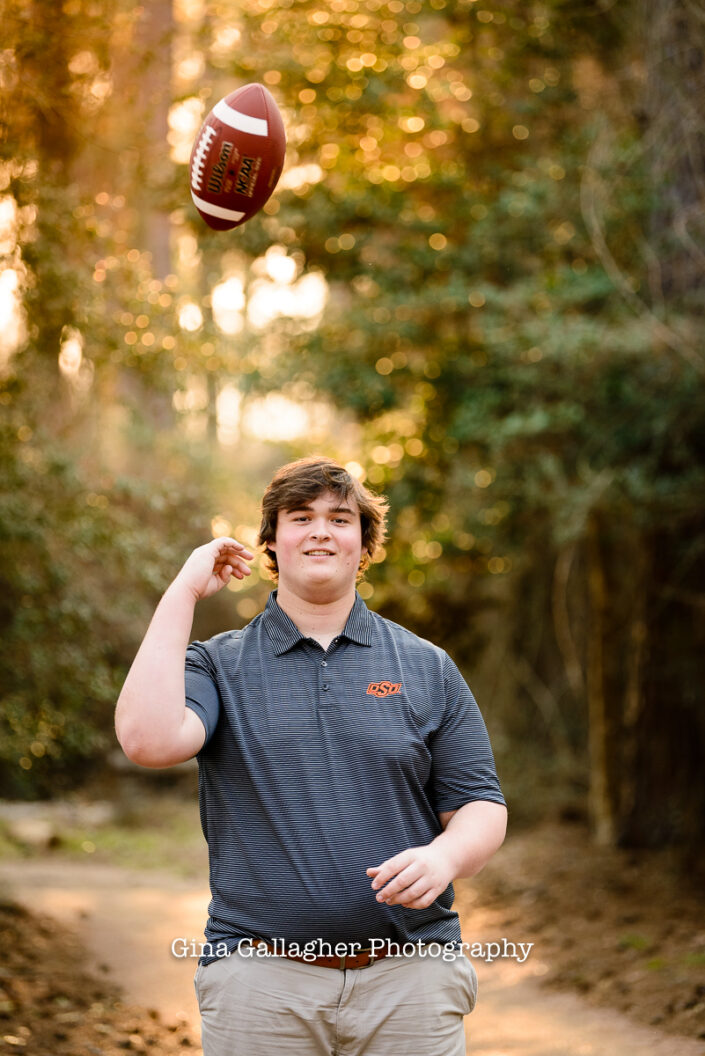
[429,654,506,813]
[185,641,221,745]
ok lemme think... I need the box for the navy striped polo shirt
[185,590,505,961]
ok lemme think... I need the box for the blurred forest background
[1,0,704,859]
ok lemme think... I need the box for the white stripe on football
[212,99,269,137]
[190,191,246,223]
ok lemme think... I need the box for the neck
[275,583,356,648]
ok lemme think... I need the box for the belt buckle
[339,947,369,970]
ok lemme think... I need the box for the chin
[302,576,350,598]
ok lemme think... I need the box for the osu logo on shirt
[366,680,402,698]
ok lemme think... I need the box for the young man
[115,456,507,1056]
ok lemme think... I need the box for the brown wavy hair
[258,456,388,581]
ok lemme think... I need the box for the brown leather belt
[263,942,387,970]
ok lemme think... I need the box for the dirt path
[1,859,702,1056]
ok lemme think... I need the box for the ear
[268,539,276,552]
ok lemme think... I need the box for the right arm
[114,537,253,768]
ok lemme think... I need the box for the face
[269,490,366,602]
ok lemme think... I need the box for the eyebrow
[286,504,356,516]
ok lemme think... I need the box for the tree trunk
[136,0,174,279]
[642,0,705,302]
[586,513,618,846]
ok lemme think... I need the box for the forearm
[115,536,252,767]
[114,580,200,765]
[433,800,508,880]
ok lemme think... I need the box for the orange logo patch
[366,681,402,698]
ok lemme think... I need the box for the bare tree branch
[580,121,705,374]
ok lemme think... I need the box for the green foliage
[1,0,703,844]
[0,397,208,796]
[0,418,117,794]
[210,0,705,841]
[0,0,223,795]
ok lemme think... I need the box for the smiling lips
[305,549,334,556]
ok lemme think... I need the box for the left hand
[366,845,455,909]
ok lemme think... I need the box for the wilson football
[189,83,286,231]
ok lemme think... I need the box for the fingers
[367,847,451,909]
[216,563,249,583]
[377,871,426,906]
[368,853,425,906]
[397,890,437,909]
[214,556,251,580]
[380,876,428,906]
[176,537,258,601]
[211,537,255,580]
[374,870,438,908]
[211,537,255,561]
[367,850,412,889]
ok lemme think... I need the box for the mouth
[304,549,334,556]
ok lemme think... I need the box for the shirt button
[322,684,329,691]
[321,661,328,667]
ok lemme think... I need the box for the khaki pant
[194,946,477,1056]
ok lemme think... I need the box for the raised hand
[173,537,254,602]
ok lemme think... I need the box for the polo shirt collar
[263,590,374,655]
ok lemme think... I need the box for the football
[189,83,286,231]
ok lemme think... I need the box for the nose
[310,519,331,540]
